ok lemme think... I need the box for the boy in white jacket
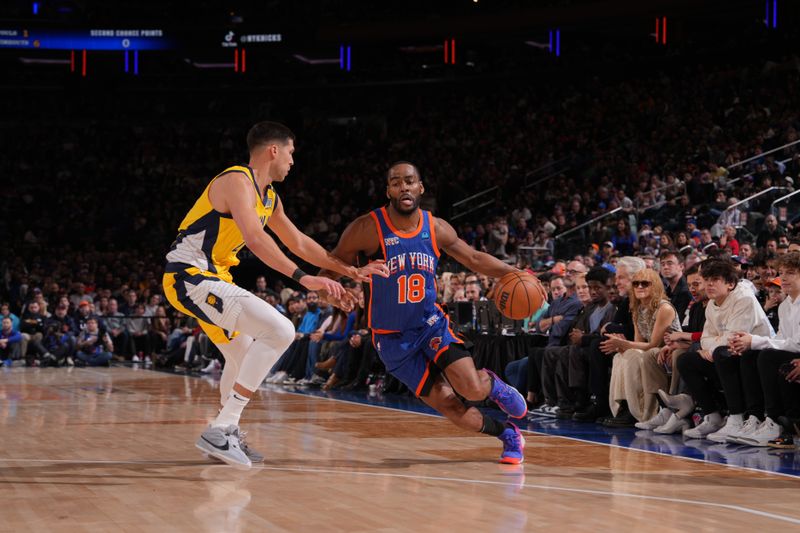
[730,251,800,446]
[675,259,773,442]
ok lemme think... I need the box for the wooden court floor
[1,367,800,532]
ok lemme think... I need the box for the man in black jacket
[574,257,646,422]
[661,250,691,319]
[756,215,787,249]
[563,267,617,419]
[20,301,53,365]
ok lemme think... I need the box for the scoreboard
[0,28,284,51]
[0,28,173,50]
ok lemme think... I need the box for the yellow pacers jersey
[166,165,276,283]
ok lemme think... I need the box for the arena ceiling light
[524,40,550,50]
[292,54,339,65]
[397,45,443,53]
[18,56,70,64]
[183,58,233,69]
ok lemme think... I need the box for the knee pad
[272,317,296,350]
[236,296,296,351]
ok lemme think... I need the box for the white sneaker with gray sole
[682,412,724,439]
[737,417,782,447]
[196,425,252,469]
[726,415,761,445]
[239,431,264,463]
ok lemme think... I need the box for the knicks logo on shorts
[429,336,442,351]
[206,293,224,313]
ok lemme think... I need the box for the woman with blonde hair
[602,268,681,426]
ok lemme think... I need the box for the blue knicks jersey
[368,207,441,332]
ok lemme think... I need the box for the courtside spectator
[75,317,114,367]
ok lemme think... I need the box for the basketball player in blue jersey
[163,122,388,469]
[320,162,527,464]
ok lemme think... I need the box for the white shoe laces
[236,430,253,454]
[739,417,760,435]
[752,419,777,437]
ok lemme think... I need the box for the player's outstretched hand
[320,290,356,312]
[301,275,346,300]
[332,291,357,312]
[319,291,356,313]
[350,260,390,282]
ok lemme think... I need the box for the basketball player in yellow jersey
[163,121,388,469]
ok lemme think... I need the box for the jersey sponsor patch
[421,231,430,240]
[206,293,224,313]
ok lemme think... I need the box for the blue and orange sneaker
[484,368,528,418]
[499,422,525,464]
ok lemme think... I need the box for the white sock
[213,390,250,428]
[728,413,744,424]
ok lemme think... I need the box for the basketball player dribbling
[321,162,528,464]
[163,121,388,469]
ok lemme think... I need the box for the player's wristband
[292,268,307,283]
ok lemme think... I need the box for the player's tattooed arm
[435,217,518,278]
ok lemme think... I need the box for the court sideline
[1,366,799,532]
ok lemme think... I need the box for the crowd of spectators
[2,42,800,447]
[502,249,800,450]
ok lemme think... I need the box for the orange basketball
[493,271,546,320]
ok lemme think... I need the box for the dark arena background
[3,0,800,530]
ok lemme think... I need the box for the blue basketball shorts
[372,312,468,397]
